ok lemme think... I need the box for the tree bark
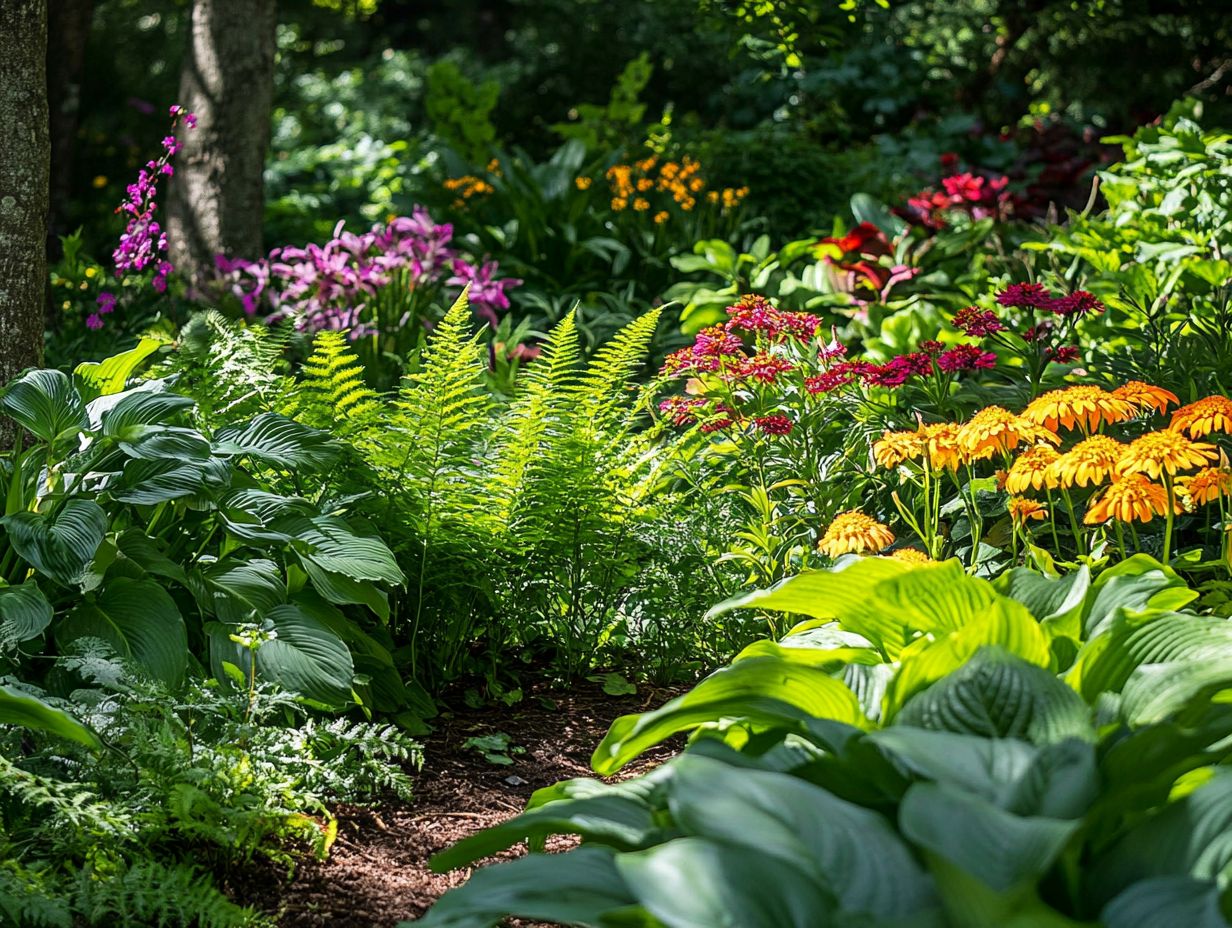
[0,0,50,418]
[168,0,277,286]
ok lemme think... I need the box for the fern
[71,860,269,928]
[295,330,381,437]
[172,312,292,426]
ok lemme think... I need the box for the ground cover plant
[5,2,1232,925]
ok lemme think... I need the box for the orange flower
[1049,435,1125,488]
[958,407,1059,460]
[1117,430,1218,479]
[873,430,927,469]
[1007,497,1048,526]
[1178,467,1232,506]
[1084,475,1176,524]
[1112,381,1179,415]
[887,547,932,563]
[1005,444,1061,493]
[575,176,593,191]
[1022,386,1135,432]
[818,511,894,557]
[921,422,965,471]
[653,211,670,224]
[1170,395,1232,438]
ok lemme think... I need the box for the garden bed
[237,682,681,927]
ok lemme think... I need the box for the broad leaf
[0,683,101,750]
[58,578,187,686]
[0,369,87,443]
[2,500,108,587]
[214,413,341,471]
[75,336,164,401]
[0,581,53,648]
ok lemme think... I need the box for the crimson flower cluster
[952,282,1104,369]
[901,157,1014,230]
[662,295,824,378]
[91,104,196,329]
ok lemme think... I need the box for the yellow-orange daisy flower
[958,407,1060,460]
[921,422,965,471]
[1170,395,1232,438]
[1005,444,1061,493]
[818,511,894,557]
[1084,475,1176,525]
[1007,497,1048,526]
[1049,435,1125,488]
[873,430,927,469]
[1117,430,1218,479]
[1178,467,1232,506]
[1112,381,1179,415]
[1022,386,1135,433]
[886,547,932,563]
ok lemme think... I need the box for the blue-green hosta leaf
[100,389,195,431]
[1101,877,1229,928]
[0,581,53,648]
[885,601,1051,719]
[591,654,864,775]
[115,425,212,462]
[616,836,838,928]
[285,515,404,586]
[2,500,108,587]
[900,781,1081,893]
[994,566,1090,643]
[1119,659,1232,727]
[1080,554,1197,638]
[193,557,286,623]
[1090,769,1232,908]
[114,456,230,504]
[896,648,1094,744]
[214,413,341,471]
[0,369,87,443]
[925,852,1094,928]
[668,754,938,921]
[868,729,1041,803]
[58,578,187,686]
[0,683,101,750]
[217,489,315,543]
[412,845,636,928]
[74,336,164,401]
[300,558,390,622]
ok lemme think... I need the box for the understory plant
[416,554,1232,928]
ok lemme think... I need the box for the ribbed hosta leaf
[0,684,101,750]
[217,489,314,543]
[285,514,404,585]
[214,412,341,471]
[58,578,187,686]
[114,456,229,504]
[1101,876,1228,928]
[897,647,1093,744]
[0,369,86,443]
[1080,554,1197,638]
[994,566,1090,643]
[75,336,164,401]
[1119,659,1232,726]
[193,557,285,623]
[591,653,864,775]
[2,500,108,587]
[0,581,53,648]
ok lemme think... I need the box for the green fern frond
[572,307,663,414]
[296,330,381,436]
[170,312,291,426]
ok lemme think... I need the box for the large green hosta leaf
[896,648,1093,744]
[413,846,638,928]
[0,683,101,750]
[994,566,1090,644]
[0,581,53,649]
[286,514,404,586]
[214,413,341,471]
[1101,877,1229,928]
[1079,554,1196,638]
[75,336,164,401]
[0,369,86,443]
[2,500,108,587]
[58,578,187,686]
[191,557,286,623]
[591,653,864,775]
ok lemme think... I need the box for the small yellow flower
[1177,467,1232,506]
[1007,497,1048,526]
[680,197,696,211]
[636,156,657,172]
[921,423,965,471]
[707,190,720,204]
[611,197,628,212]
[958,407,1059,460]
[887,547,932,563]
[92,175,108,189]
[1111,381,1179,415]
[872,430,927,469]
[1117,430,1218,480]
[636,177,653,192]
[1022,386,1135,433]
[1050,435,1124,488]
[653,210,670,224]
[575,176,593,190]
[633,197,650,211]
[1170,395,1232,438]
[1005,444,1061,493]
[818,511,894,557]
[486,158,501,174]
[1084,475,1176,525]
[84,266,97,279]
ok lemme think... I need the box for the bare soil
[234,682,680,927]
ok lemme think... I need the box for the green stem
[1163,474,1176,563]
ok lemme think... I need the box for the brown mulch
[234,682,682,927]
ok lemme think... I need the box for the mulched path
[237,682,681,927]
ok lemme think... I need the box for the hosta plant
[414,555,1232,928]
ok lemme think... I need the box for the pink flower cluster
[662,295,825,378]
[901,158,1013,230]
[92,104,195,330]
[951,283,1102,372]
[218,208,521,334]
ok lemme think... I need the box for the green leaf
[1101,877,1229,928]
[896,648,1094,744]
[591,653,864,775]
[413,846,637,928]
[0,369,87,443]
[286,514,404,585]
[616,837,837,928]
[213,412,341,471]
[1080,554,1197,638]
[58,578,187,686]
[0,683,101,750]
[587,672,637,696]
[194,557,286,623]
[2,500,108,587]
[299,558,390,622]
[74,337,164,401]
[994,566,1090,643]
[0,581,53,648]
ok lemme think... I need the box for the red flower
[937,345,997,372]
[734,352,795,384]
[953,306,1005,337]
[1047,345,1081,363]
[996,282,1053,310]
[754,414,793,435]
[819,222,888,256]
[1049,290,1104,317]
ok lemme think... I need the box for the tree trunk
[168,0,277,286]
[0,0,50,419]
